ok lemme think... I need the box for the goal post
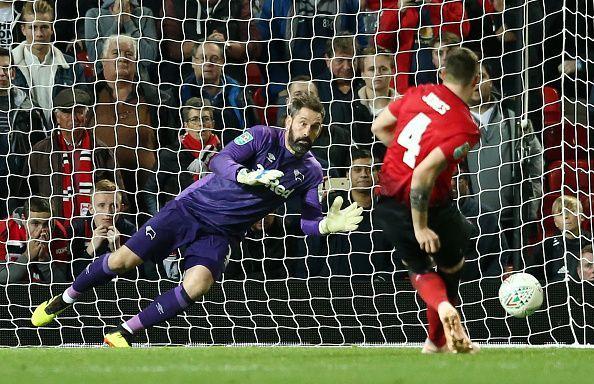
[0,0,592,346]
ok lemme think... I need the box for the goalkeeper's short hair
[288,93,325,121]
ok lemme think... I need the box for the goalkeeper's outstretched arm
[209,130,259,182]
[300,187,364,236]
[209,128,284,185]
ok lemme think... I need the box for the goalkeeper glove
[319,196,364,234]
[237,164,284,186]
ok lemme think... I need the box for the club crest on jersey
[145,225,156,240]
[234,131,254,145]
[267,179,295,198]
[453,142,470,160]
[294,169,304,182]
[266,152,276,163]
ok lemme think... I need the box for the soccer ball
[498,273,543,318]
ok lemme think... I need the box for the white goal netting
[0,0,592,346]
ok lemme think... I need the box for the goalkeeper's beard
[287,127,312,157]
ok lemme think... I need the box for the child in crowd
[529,195,591,282]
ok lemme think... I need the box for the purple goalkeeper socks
[124,285,193,334]
[71,253,117,295]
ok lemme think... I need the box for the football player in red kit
[372,48,480,354]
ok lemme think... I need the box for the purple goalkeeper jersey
[176,125,324,237]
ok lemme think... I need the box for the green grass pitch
[0,347,590,384]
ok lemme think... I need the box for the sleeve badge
[453,142,470,160]
[234,131,254,145]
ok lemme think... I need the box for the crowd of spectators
[0,0,591,285]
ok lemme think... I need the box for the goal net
[0,0,592,346]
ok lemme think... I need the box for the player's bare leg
[107,246,146,272]
[181,265,215,299]
[104,265,214,347]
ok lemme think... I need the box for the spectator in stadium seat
[576,244,594,282]
[11,0,85,128]
[143,97,221,217]
[69,179,143,279]
[309,36,359,177]
[93,34,176,208]
[84,0,158,73]
[450,166,509,281]
[275,76,320,127]
[543,0,593,102]
[309,122,351,177]
[464,0,517,83]
[376,0,469,94]
[256,0,360,101]
[352,47,397,159]
[319,149,394,281]
[200,20,262,85]
[358,0,382,48]
[528,195,591,283]
[316,35,362,126]
[466,62,542,230]
[160,0,261,84]
[414,31,461,86]
[21,88,120,221]
[21,1,98,54]
[225,212,298,280]
[355,48,397,122]
[0,47,46,217]
[181,41,250,145]
[0,197,70,283]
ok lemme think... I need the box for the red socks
[426,307,446,347]
[410,272,450,348]
[410,272,449,310]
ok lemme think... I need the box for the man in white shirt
[11,0,84,128]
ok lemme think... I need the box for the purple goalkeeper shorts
[125,200,232,279]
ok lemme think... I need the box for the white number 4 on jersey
[397,113,431,168]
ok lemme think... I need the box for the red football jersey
[0,218,70,282]
[379,83,479,205]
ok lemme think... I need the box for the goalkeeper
[31,94,363,347]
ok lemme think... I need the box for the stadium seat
[246,63,264,85]
[543,121,591,162]
[540,193,561,238]
[542,86,561,126]
[546,159,594,193]
[76,50,95,79]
